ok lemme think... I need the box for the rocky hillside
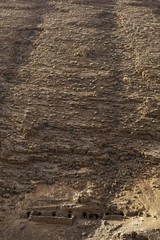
[0,0,160,239]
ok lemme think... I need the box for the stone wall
[29,215,75,226]
[103,214,124,220]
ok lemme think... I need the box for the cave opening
[27,211,31,218]
[95,214,99,219]
[82,212,87,219]
[68,211,72,218]
[52,212,56,217]
[105,212,111,215]
[119,211,124,216]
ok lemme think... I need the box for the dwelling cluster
[26,204,124,225]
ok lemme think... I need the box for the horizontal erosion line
[6,149,102,157]
[8,99,121,106]
[0,6,46,10]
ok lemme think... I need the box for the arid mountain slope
[0,0,160,239]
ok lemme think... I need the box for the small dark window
[105,212,110,215]
[52,212,56,217]
[83,212,87,219]
[89,214,93,219]
[27,212,31,218]
[95,214,99,219]
[37,212,41,216]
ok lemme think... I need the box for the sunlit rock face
[0,0,160,239]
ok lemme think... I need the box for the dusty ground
[0,0,160,239]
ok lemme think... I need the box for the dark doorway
[27,212,31,218]
[82,212,87,219]
[68,211,72,218]
[37,212,42,216]
[52,212,56,217]
[95,214,99,219]
[119,211,124,216]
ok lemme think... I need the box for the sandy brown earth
[0,0,160,239]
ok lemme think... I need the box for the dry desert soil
[0,0,160,239]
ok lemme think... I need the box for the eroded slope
[0,0,160,239]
